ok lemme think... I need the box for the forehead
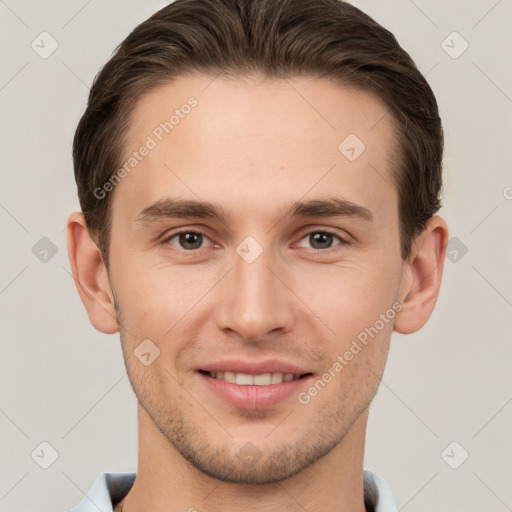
[113,74,398,226]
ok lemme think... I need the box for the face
[107,74,405,483]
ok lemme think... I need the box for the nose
[215,242,295,343]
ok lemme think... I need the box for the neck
[117,404,369,512]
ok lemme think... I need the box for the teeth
[224,371,235,383]
[209,371,299,385]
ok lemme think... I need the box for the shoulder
[68,472,136,512]
[363,469,397,512]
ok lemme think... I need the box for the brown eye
[297,231,347,251]
[309,232,334,249]
[165,231,210,251]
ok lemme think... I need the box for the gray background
[0,0,511,510]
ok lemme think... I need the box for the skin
[67,74,448,512]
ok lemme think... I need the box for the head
[68,0,448,484]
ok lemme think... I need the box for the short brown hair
[73,0,443,270]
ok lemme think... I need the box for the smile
[200,370,310,385]
[197,370,314,409]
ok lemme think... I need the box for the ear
[393,215,449,334]
[66,212,119,334]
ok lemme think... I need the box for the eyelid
[294,228,351,251]
[161,226,351,254]
[161,228,214,251]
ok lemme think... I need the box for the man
[66,0,448,510]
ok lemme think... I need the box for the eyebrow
[134,197,374,224]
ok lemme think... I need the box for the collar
[68,469,397,512]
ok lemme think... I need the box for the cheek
[113,256,209,334]
[302,259,400,338]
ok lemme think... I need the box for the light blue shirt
[68,469,397,512]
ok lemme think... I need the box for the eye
[296,230,348,251]
[162,228,349,253]
[164,230,211,251]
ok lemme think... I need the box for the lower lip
[198,372,314,410]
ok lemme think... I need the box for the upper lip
[198,359,312,376]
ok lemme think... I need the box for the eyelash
[161,228,350,255]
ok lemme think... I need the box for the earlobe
[66,212,119,334]
[393,215,449,334]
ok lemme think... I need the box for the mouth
[196,364,315,410]
[198,369,313,385]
